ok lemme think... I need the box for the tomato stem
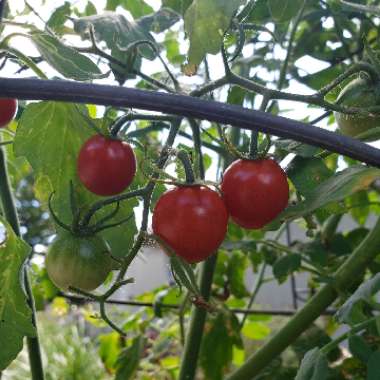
[177,149,196,184]
[248,130,258,159]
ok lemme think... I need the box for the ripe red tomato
[152,186,228,263]
[221,158,289,229]
[0,98,17,128]
[77,135,136,196]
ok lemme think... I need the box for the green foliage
[183,0,244,73]
[287,157,333,198]
[162,0,193,15]
[279,166,380,221]
[46,2,71,34]
[295,348,329,380]
[14,102,137,259]
[0,217,35,370]
[267,0,303,22]
[367,351,380,380]
[273,254,301,283]
[4,0,380,379]
[200,311,243,380]
[31,32,105,80]
[336,273,380,325]
[115,336,145,380]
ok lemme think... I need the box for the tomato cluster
[153,158,289,263]
[46,128,289,290]
[0,98,18,128]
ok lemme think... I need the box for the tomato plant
[0,98,17,127]
[2,1,380,380]
[77,135,136,196]
[46,232,112,291]
[152,186,228,263]
[335,77,380,138]
[221,158,289,229]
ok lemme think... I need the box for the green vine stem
[178,255,218,380]
[0,147,45,380]
[178,111,218,380]
[226,216,380,380]
[239,263,267,329]
[177,150,195,184]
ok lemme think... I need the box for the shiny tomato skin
[0,98,17,128]
[152,186,229,263]
[221,159,289,229]
[46,233,112,292]
[77,135,136,196]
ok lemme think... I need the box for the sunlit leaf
[183,0,244,74]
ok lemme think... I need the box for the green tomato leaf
[30,32,105,81]
[121,0,154,18]
[227,251,249,298]
[287,156,333,198]
[274,139,321,158]
[295,348,329,380]
[273,254,301,283]
[367,351,380,380]
[336,273,380,325]
[99,332,122,371]
[348,190,370,226]
[0,217,35,370]
[73,13,156,61]
[268,0,304,23]
[46,2,71,34]
[137,7,180,33]
[162,0,192,15]
[115,335,145,380]
[164,30,186,65]
[84,1,97,16]
[14,102,137,259]
[348,335,373,364]
[278,166,380,221]
[200,311,242,380]
[183,0,244,74]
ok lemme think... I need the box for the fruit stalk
[0,146,45,380]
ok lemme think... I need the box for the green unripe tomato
[334,77,380,139]
[46,233,112,292]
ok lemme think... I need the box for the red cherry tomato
[77,135,136,196]
[221,158,289,229]
[152,186,229,263]
[0,98,17,128]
